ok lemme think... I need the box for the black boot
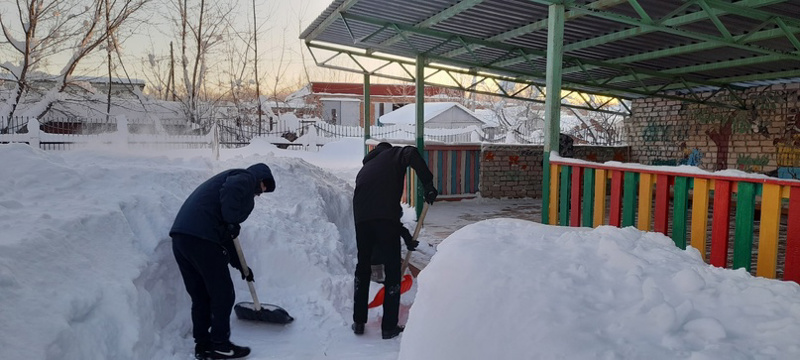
[352,322,365,335]
[195,342,211,359]
[381,325,404,339]
[203,341,251,359]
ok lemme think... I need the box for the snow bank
[400,220,800,359]
[0,143,357,359]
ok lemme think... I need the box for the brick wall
[627,83,800,174]
[479,144,629,199]
[480,144,544,199]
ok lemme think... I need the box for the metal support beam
[379,0,485,48]
[337,12,751,104]
[302,0,360,40]
[363,74,371,156]
[495,0,791,69]
[542,3,564,225]
[415,54,426,217]
[305,41,633,114]
[440,0,628,59]
[564,5,796,60]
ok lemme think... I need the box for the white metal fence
[1,116,626,152]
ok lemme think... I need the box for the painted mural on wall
[775,111,800,167]
[680,142,703,166]
[736,154,770,173]
[644,118,695,167]
[685,90,789,171]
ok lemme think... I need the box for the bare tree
[161,0,237,126]
[0,0,149,124]
[564,94,626,145]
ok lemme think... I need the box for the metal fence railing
[1,115,626,152]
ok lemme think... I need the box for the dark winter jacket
[170,163,275,244]
[353,144,434,223]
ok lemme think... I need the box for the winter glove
[239,266,254,282]
[405,239,419,251]
[225,223,241,239]
[400,224,418,251]
[423,183,438,205]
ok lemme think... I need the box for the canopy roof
[301,0,800,111]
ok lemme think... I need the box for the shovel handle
[232,237,262,311]
[401,202,430,274]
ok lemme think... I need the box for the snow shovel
[231,237,294,324]
[368,203,429,308]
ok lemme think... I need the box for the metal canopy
[301,0,800,111]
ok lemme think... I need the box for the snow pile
[400,220,800,359]
[4,138,800,360]
[0,143,358,359]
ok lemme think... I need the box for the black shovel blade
[234,301,294,324]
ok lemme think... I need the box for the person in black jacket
[170,163,275,360]
[351,142,438,339]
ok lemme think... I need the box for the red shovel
[368,203,429,308]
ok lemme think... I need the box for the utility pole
[252,0,262,135]
[168,42,176,101]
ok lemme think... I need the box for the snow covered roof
[320,97,362,102]
[0,72,145,85]
[379,102,484,125]
[473,106,582,130]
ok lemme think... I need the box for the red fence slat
[654,174,670,235]
[609,170,623,227]
[785,186,800,283]
[570,166,582,226]
[711,180,732,268]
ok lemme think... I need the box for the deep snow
[1,139,799,360]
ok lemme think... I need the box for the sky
[0,0,338,93]
[126,0,337,92]
[2,138,800,359]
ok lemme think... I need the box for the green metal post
[415,54,426,218]
[363,74,371,156]
[541,3,565,224]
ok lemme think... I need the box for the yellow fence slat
[593,168,607,227]
[549,164,559,225]
[637,173,654,231]
[690,178,710,261]
[757,183,782,278]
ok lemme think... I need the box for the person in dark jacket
[170,163,275,360]
[351,142,437,339]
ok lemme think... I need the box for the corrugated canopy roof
[301,0,800,110]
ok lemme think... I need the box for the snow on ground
[401,220,800,360]
[1,139,800,360]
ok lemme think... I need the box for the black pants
[353,219,401,331]
[172,233,235,344]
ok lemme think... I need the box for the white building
[378,102,485,129]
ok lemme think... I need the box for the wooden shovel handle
[232,237,262,311]
[401,202,430,274]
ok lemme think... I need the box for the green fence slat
[673,177,689,249]
[582,168,595,227]
[622,171,638,227]
[542,153,551,224]
[559,166,571,226]
[733,182,756,271]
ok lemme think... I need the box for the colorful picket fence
[401,145,481,208]
[547,159,800,282]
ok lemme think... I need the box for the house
[378,102,485,129]
[281,82,464,126]
[317,98,359,126]
[0,73,146,99]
